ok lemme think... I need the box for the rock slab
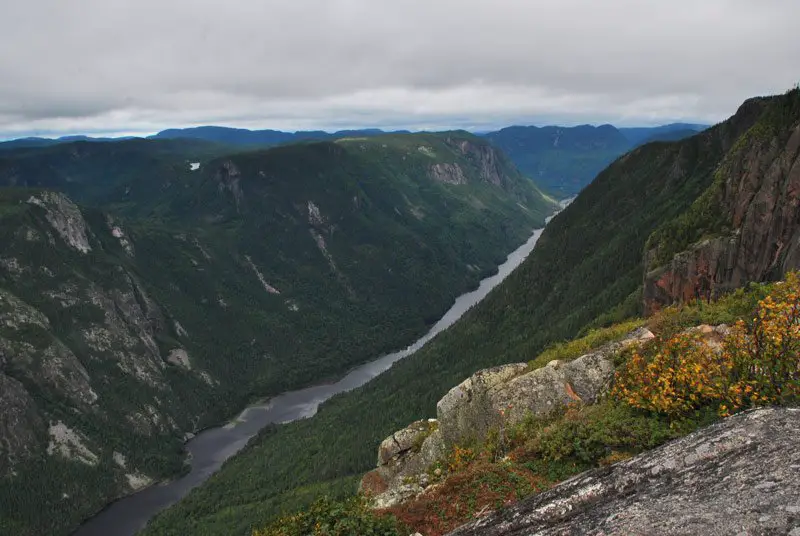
[447,407,800,536]
[436,328,654,448]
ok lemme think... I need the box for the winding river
[74,226,547,536]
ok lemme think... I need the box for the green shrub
[253,496,405,536]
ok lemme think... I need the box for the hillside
[618,123,709,145]
[0,132,556,536]
[150,126,409,146]
[0,138,234,206]
[482,124,631,197]
[137,89,799,536]
[483,123,709,197]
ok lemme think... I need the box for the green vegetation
[253,496,405,536]
[527,319,645,370]
[483,124,632,197]
[646,87,800,268]
[0,132,555,536]
[138,86,781,536]
[617,273,800,417]
[310,276,796,536]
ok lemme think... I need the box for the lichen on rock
[447,408,800,536]
[27,191,92,253]
[437,328,654,448]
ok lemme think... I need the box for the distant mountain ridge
[150,126,410,146]
[1,122,709,198]
[618,123,711,145]
[482,122,708,197]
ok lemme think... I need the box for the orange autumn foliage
[613,272,800,418]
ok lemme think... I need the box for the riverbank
[74,226,548,536]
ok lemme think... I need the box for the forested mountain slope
[482,124,631,197]
[0,138,234,206]
[150,126,408,146]
[483,123,708,197]
[137,90,798,536]
[0,132,554,536]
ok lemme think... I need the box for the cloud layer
[1,0,798,137]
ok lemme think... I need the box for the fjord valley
[2,0,799,534]
[0,131,558,536]
[138,88,800,536]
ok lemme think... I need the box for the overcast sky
[0,0,797,139]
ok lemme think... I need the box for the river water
[74,226,546,536]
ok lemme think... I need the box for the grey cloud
[0,0,798,137]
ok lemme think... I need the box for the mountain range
[483,122,708,196]
[1,122,708,199]
[1,86,793,536]
[135,88,800,536]
[0,132,556,536]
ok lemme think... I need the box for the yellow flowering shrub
[614,272,800,418]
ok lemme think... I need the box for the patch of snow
[46,422,99,466]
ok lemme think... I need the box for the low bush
[253,496,405,536]
[615,273,800,418]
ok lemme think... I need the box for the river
[74,225,547,536]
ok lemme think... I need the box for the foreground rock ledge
[447,408,800,536]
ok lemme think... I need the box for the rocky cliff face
[449,138,505,186]
[447,407,800,536]
[361,328,654,508]
[644,91,800,314]
[0,190,221,535]
[426,137,518,187]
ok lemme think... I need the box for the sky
[0,0,798,139]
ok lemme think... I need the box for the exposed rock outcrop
[451,138,505,186]
[447,407,800,536]
[364,328,654,508]
[215,160,244,210]
[437,328,654,448]
[644,104,800,314]
[429,163,467,185]
[27,191,92,253]
[361,419,446,508]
